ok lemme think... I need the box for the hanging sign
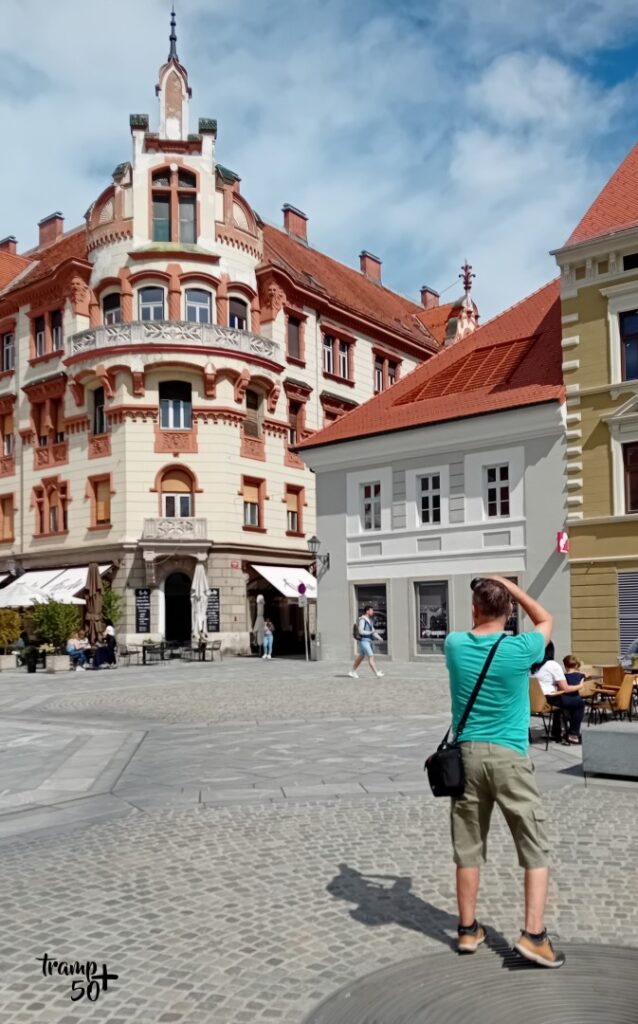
[556,530,569,554]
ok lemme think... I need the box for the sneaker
[348,671,359,679]
[457,921,486,954]
[375,671,384,678]
[261,654,267,659]
[514,930,565,968]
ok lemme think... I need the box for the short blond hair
[563,654,581,670]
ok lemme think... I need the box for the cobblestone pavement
[0,658,636,1022]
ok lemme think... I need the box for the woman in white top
[531,642,584,744]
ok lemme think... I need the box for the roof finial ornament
[460,260,475,296]
[169,4,178,61]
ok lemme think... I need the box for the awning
[251,564,317,599]
[0,573,10,587]
[0,564,111,601]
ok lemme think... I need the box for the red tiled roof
[5,227,89,295]
[262,224,438,352]
[566,143,638,246]
[297,278,562,450]
[0,250,31,292]
[413,301,457,343]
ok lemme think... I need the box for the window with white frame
[139,287,165,321]
[361,481,381,531]
[374,357,384,393]
[51,309,63,350]
[229,297,248,330]
[419,473,441,524]
[485,464,510,518]
[323,334,334,374]
[103,293,121,325]
[338,340,349,379]
[619,310,638,382]
[34,315,46,357]
[624,442,638,513]
[1,333,14,372]
[159,381,192,430]
[185,288,212,324]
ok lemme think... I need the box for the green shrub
[0,609,22,652]
[31,602,81,653]
[101,585,123,628]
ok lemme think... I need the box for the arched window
[229,297,248,330]
[139,286,165,321]
[185,288,212,324]
[159,381,192,430]
[151,166,197,244]
[102,293,121,325]
[160,467,194,518]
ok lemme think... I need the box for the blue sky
[2,0,638,318]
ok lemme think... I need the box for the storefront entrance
[165,571,191,643]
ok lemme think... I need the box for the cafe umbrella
[190,562,208,637]
[85,563,103,645]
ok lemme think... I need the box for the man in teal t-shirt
[444,575,565,969]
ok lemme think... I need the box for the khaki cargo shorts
[450,742,549,869]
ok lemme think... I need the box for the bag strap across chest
[453,633,507,743]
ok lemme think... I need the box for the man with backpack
[349,605,384,678]
[445,575,565,968]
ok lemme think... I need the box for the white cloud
[2,0,638,318]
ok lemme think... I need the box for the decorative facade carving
[267,381,281,414]
[240,433,265,461]
[142,517,208,541]
[154,425,198,454]
[88,434,112,459]
[234,367,250,403]
[69,379,85,407]
[24,375,67,403]
[34,440,68,470]
[132,371,145,397]
[0,455,15,477]
[68,321,280,362]
[203,362,217,398]
[69,277,90,316]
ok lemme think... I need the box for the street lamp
[307,535,330,572]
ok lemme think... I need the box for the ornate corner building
[0,15,474,652]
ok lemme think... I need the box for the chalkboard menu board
[135,587,151,633]
[206,588,220,633]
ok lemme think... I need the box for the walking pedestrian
[349,605,384,678]
[262,619,274,659]
[444,575,565,967]
[104,618,117,667]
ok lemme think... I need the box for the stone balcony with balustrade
[67,321,281,363]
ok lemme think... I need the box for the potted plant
[0,608,21,671]
[30,601,81,673]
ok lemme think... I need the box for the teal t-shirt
[444,631,546,756]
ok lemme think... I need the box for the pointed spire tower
[156,6,192,140]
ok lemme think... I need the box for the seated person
[531,643,585,744]
[66,632,87,671]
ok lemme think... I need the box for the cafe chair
[529,677,554,749]
[591,674,635,724]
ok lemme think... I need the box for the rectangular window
[355,584,388,655]
[618,571,638,660]
[162,493,192,518]
[51,310,63,350]
[103,294,121,325]
[388,362,398,386]
[178,195,196,244]
[1,409,14,456]
[243,480,261,528]
[2,333,15,372]
[624,442,638,513]
[620,310,638,381]
[139,287,165,321]
[152,195,171,242]
[287,317,301,359]
[92,387,106,436]
[286,486,303,533]
[361,481,381,531]
[416,581,449,652]
[374,357,384,393]
[244,389,261,439]
[229,298,248,330]
[0,495,13,542]
[485,464,510,518]
[323,334,334,374]
[288,400,300,446]
[338,340,350,379]
[159,381,192,430]
[91,477,111,526]
[419,474,441,524]
[35,315,46,357]
[185,288,212,324]
[34,481,69,536]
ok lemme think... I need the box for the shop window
[243,477,264,529]
[185,288,212,324]
[361,481,381,531]
[92,387,107,436]
[355,584,388,655]
[287,317,301,359]
[619,310,638,382]
[244,389,262,439]
[2,332,15,372]
[624,442,638,513]
[419,474,441,525]
[485,464,510,518]
[103,293,122,325]
[229,297,248,330]
[285,485,303,534]
[160,467,194,518]
[139,287,165,321]
[416,581,448,652]
[0,494,13,542]
[159,381,192,430]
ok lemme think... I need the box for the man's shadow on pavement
[326,864,530,969]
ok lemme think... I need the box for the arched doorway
[164,571,191,643]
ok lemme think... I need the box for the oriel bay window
[229,297,248,330]
[624,442,638,513]
[619,310,638,381]
[159,381,192,430]
[160,467,194,518]
[103,293,122,325]
[139,287,165,321]
[185,288,212,323]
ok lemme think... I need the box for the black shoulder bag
[425,633,506,798]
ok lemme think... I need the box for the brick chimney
[38,212,64,248]
[0,236,17,255]
[282,204,308,243]
[420,285,439,309]
[359,251,382,282]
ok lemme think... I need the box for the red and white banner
[556,530,569,554]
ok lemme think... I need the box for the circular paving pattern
[304,943,638,1023]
